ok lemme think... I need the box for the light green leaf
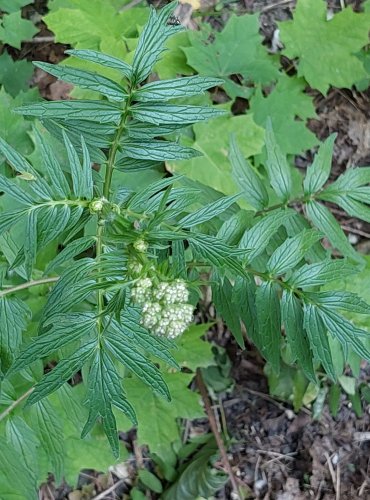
[279,0,370,94]
[0,11,38,49]
[255,281,281,372]
[0,0,32,13]
[172,324,215,371]
[304,134,336,195]
[229,135,268,210]
[267,229,322,275]
[33,62,127,101]
[179,194,240,228]
[338,375,356,395]
[288,259,359,289]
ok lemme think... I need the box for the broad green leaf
[65,49,133,78]
[184,13,278,86]
[264,119,292,202]
[178,194,240,228]
[338,375,356,395]
[26,340,96,405]
[229,135,268,210]
[249,75,318,155]
[121,372,203,461]
[305,200,362,262]
[267,229,322,275]
[104,332,170,400]
[33,62,127,101]
[31,400,65,482]
[288,259,358,289]
[0,52,34,96]
[15,100,122,124]
[281,291,316,383]
[255,281,281,372]
[239,208,296,261]
[279,0,370,94]
[121,139,201,161]
[10,312,97,373]
[0,0,32,12]
[168,112,264,197]
[131,103,226,125]
[172,323,214,371]
[139,469,163,493]
[134,76,223,101]
[0,11,38,49]
[303,134,336,195]
[303,303,336,381]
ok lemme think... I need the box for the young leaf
[33,62,127,101]
[303,303,336,381]
[281,291,316,383]
[264,118,292,202]
[303,134,336,195]
[134,76,223,101]
[229,135,268,210]
[131,103,226,125]
[267,229,322,275]
[255,281,281,373]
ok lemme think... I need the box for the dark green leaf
[45,235,95,273]
[304,134,336,195]
[288,259,358,289]
[0,174,34,205]
[24,209,37,279]
[65,49,133,79]
[134,76,223,101]
[122,139,201,161]
[255,281,281,372]
[265,118,292,202]
[179,194,240,228]
[131,103,226,125]
[0,296,30,372]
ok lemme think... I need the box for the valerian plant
[0,0,370,491]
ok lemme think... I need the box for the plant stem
[196,369,243,500]
[0,387,34,422]
[0,277,59,298]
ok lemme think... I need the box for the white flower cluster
[131,278,193,339]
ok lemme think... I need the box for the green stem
[0,277,59,298]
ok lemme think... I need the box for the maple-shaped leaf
[183,13,279,93]
[0,0,32,12]
[0,52,33,97]
[279,0,370,94]
[249,75,318,155]
[0,11,38,49]
[168,109,264,200]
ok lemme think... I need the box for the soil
[5,0,370,498]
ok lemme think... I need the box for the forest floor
[13,0,370,498]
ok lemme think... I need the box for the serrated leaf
[304,291,370,315]
[27,340,96,405]
[33,61,127,101]
[255,281,281,372]
[288,259,358,289]
[303,134,336,195]
[172,323,214,371]
[178,194,240,228]
[267,229,322,275]
[15,100,122,124]
[303,303,336,381]
[0,0,32,13]
[264,118,292,202]
[281,291,316,383]
[279,0,370,94]
[229,135,268,210]
[0,52,34,96]
[121,139,201,161]
[82,349,136,458]
[0,11,38,49]
[10,312,97,374]
[239,208,296,261]
[131,103,226,125]
[134,76,223,101]
[212,272,245,348]
[305,200,362,262]
[62,131,88,198]
[184,13,278,86]
[132,2,182,84]
[104,332,170,400]
[0,175,34,205]
[24,209,37,279]
[45,235,95,273]
[0,296,30,373]
[65,49,133,78]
